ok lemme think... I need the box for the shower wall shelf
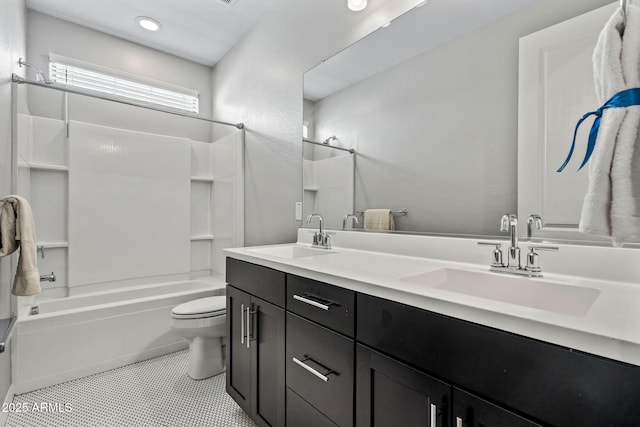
[191,235,214,241]
[28,163,69,172]
[190,176,215,182]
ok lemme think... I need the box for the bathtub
[12,277,226,394]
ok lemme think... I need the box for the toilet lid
[172,296,226,316]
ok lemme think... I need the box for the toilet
[170,296,227,380]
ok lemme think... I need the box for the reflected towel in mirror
[364,209,395,231]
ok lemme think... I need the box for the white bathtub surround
[12,278,225,394]
[68,121,191,287]
[15,114,245,298]
[225,229,640,366]
[6,350,255,427]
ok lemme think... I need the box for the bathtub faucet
[40,272,56,282]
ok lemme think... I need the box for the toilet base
[187,336,224,380]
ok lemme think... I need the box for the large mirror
[302,0,615,242]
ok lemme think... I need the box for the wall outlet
[295,202,302,221]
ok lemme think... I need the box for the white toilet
[170,296,226,380]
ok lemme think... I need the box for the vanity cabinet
[226,257,640,427]
[226,258,286,427]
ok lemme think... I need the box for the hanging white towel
[0,195,41,296]
[363,209,395,231]
[579,5,640,246]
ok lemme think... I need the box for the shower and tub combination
[8,72,244,393]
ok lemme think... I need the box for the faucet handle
[525,246,558,274]
[528,245,559,252]
[478,242,504,267]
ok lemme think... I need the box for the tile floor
[6,350,255,427]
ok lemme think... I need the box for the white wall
[214,0,613,242]
[0,0,26,409]
[212,0,423,246]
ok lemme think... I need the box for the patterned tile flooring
[6,350,255,427]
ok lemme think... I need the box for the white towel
[579,5,640,246]
[0,195,41,296]
[363,209,395,231]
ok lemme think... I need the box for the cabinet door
[226,285,251,414]
[356,344,450,427]
[453,388,541,427]
[250,295,286,427]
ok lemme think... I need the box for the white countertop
[225,229,640,366]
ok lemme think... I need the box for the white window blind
[49,60,199,114]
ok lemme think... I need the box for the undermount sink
[247,245,335,259]
[399,268,600,316]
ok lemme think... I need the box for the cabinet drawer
[226,257,285,308]
[287,313,354,427]
[287,388,338,427]
[287,274,355,336]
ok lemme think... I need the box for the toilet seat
[171,296,226,320]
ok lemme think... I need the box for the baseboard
[13,342,188,395]
[0,383,15,427]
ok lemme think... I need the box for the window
[48,55,199,114]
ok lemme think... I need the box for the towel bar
[0,314,17,353]
[355,209,407,216]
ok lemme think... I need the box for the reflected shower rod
[303,138,355,154]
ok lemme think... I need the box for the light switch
[295,202,302,221]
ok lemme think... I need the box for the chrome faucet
[478,214,558,278]
[307,214,331,249]
[527,214,542,238]
[342,214,359,230]
[500,214,520,269]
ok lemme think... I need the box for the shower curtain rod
[11,74,244,129]
[303,138,355,154]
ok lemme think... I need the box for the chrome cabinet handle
[292,357,332,382]
[293,294,331,311]
[246,306,251,349]
[456,416,463,427]
[240,303,245,345]
[430,403,437,427]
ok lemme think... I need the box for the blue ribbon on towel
[557,88,640,172]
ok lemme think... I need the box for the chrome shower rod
[12,74,244,129]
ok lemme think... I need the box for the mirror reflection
[302,0,614,241]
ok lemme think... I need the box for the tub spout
[40,272,56,282]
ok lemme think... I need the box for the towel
[363,209,395,231]
[579,5,640,246]
[0,195,41,296]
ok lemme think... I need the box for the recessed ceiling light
[136,16,161,32]
[382,22,391,28]
[347,0,367,12]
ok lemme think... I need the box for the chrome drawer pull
[293,294,331,311]
[292,356,334,382]
[456,417,463,427]
[430,403,437,427]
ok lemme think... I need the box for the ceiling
[304,0,540,101]
[25,0,278,66]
